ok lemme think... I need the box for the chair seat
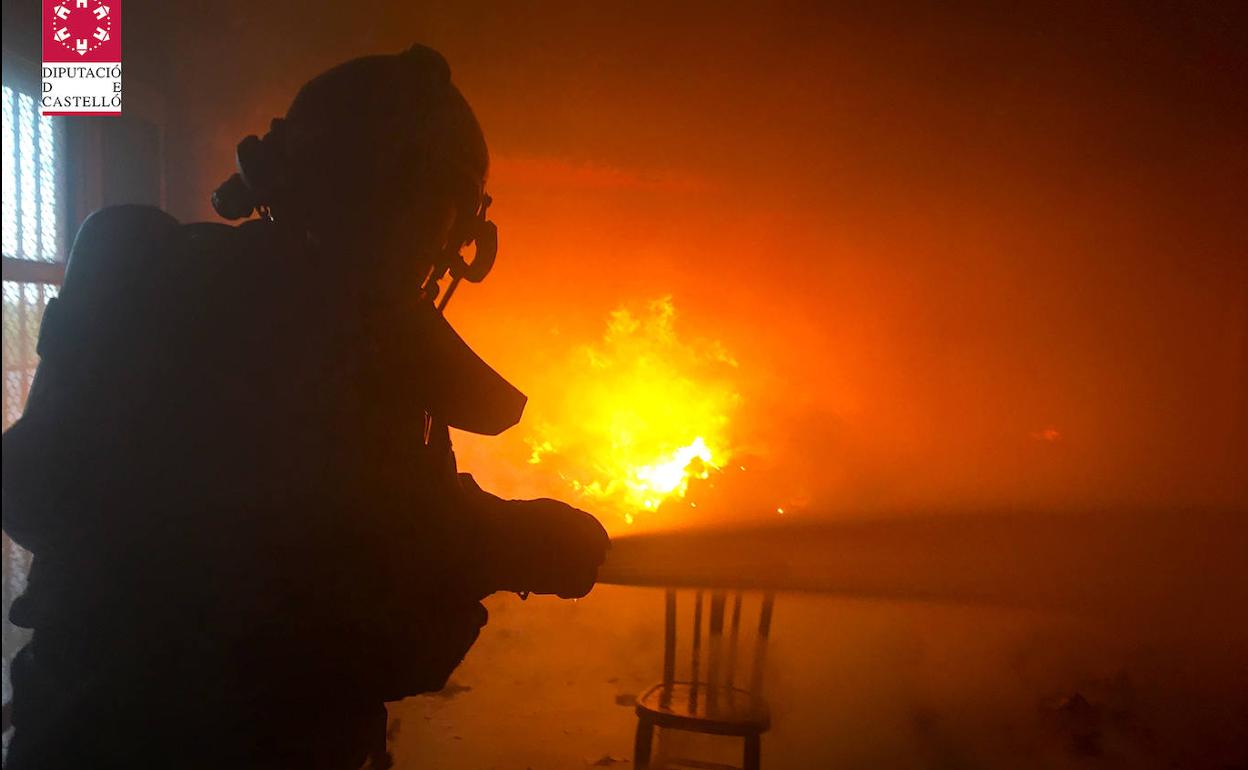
[635,681,770,735]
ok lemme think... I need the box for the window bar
[18,93,38,260]
[3,86,16,258]
[38,113,58,261]
[32,97,42,264]
[8,87,23,260]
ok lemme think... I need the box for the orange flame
[524,297,740,526]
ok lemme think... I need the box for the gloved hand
[458,474,610,599]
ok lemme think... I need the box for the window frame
[2,47,167,743]
[2,45,168,287]
[3,48,71,284]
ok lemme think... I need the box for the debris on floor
[588,753,630,766]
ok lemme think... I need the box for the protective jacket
[2,205,522,769]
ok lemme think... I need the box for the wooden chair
[634,589,775,770]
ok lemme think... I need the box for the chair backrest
[662,589,775,697]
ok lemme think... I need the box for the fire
[630,436,714,507]
[524,297,739,525]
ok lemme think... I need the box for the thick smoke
[15,1,1244,766]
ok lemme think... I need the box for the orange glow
[173,7,1247,519]
[521,297,739,526]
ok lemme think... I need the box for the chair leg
[743,731,761,770]
[634,716,655,769]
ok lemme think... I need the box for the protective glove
[458,474,609,599]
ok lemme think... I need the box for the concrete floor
[384,586,1248,769]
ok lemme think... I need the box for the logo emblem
[41,0,122,115]
[49,1,114,57]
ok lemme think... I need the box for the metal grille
[2,281,58,735]
[2,280,58,429]
[3,84,61,262]
[2,77,65,745]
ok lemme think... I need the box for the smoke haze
[4,1,1245,766]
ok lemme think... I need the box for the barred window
[3,280,59,428]
[2,78,66,750]
[3,85,63,263]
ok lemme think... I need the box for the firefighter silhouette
[2,44,609,770]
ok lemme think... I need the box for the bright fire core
[525,297,740,525]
